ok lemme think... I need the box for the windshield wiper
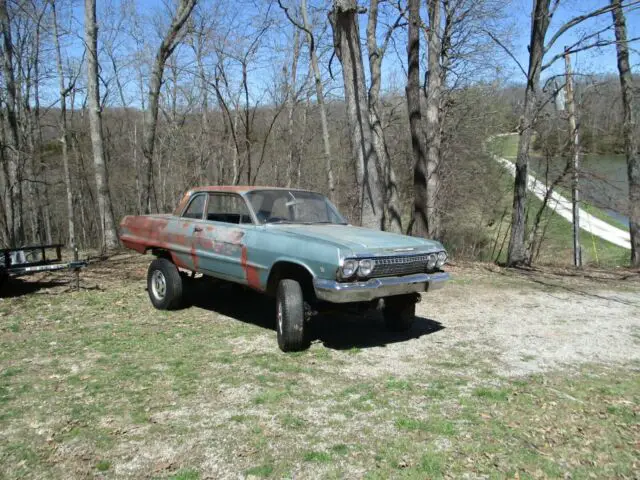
[266,219,296,224]
[308,221,347,225]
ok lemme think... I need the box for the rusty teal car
[119,186,449,352]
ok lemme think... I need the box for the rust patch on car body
[241,246,262,290]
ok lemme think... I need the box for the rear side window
[207,194,252,224]
[182,194,206,219]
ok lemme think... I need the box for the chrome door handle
[194,226,203,233]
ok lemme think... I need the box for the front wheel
[147,258,183,310]
[276,279,309,352]
[383,295,416,332]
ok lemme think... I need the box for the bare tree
[366,0,402,232]
[285,27,301,188]
[84,0,119,250]
[52,0,77,251]
[278,0,336,201]
[611,0,640,267]
[141,0,197,213]
[424,0,443,238]
[330,0,384,229]
[407,0,428,236]
[0,0,23,246]
[505,0,640,265]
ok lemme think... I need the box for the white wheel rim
[151,270,167,300]
[277,299,283,334]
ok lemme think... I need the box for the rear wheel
[147,258,183,310]
[276,279,309,352]
[383,295,416,332]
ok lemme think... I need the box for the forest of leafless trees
[1,0,639,266]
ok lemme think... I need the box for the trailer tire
[147,258,183,310]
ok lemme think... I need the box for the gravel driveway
[330,263,640,378]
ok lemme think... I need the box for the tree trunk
[507,0,550,266]
[84,0,119,250]
[407,0,428,237]
[141,0,197,213]
[52,0,76,251]
[331,0,384,229]
[425,0,442,239]
[301,0,335,202]
[31,11,52,244]
[367,0,402,233]
[286,28,300,188]
[242,61,252,185]
[0,0,23,247]
[611,0,640,267]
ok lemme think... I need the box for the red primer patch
[241,246,261,290]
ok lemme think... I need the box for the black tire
[383,295,416,332]
[147,258,183,310]
[276,279,309,352]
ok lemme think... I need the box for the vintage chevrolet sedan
[119,186,449,351]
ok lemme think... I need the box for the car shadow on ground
[185,279,445,350]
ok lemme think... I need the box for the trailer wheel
[147,258,183,310]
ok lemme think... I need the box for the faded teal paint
[264,224,443,256]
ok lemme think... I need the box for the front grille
[369,254,434,278]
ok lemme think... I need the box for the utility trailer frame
[0,244,86,289]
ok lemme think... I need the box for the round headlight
[341,259,358,278]
[436,251,447,268]
[427,253,437,270]
[358,259,374,277]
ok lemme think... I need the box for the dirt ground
[0,255,638,479]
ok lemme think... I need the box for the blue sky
[56,0,640,106]
[507,0,640,81]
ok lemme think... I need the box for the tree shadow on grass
[185,279,445,350]
[487,264,640,307]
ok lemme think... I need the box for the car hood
[267,224,444,255]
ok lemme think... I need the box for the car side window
[183,194,206,219]
[207,194,253,224]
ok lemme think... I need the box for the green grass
[303,450,332,462]
[1,259,638,478]
[169,469,199,480]
[488,134,520,158]
[95,459,111,472]
[473,386,510,402]
[244,464,273,477]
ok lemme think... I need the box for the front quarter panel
[247,228,344,289]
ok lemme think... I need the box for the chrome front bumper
[313,272,450,303]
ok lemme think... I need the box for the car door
[172,192,208,271]
[192,193,256,283]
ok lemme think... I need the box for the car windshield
[245,190,347,225]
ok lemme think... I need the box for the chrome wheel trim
[151,270,167,301]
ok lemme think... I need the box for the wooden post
[74,246,80,291]
[564,48,582,267]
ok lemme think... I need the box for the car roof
[189,186,318,195]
